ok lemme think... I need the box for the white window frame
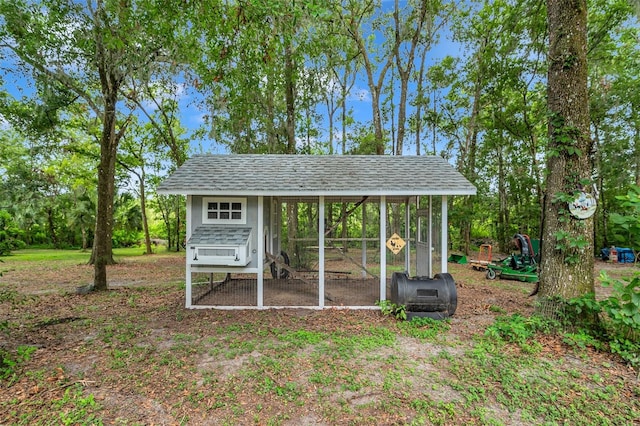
[202,197,247,225]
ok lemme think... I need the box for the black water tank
[390,272,457,320]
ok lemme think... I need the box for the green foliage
[0,345,36,381]
[52,385,103,425]
[111,229,142,248]
[547,112,583,158]
[552,228,591,265]
[484,314,557,354]
[610,185,640,248]
[0,210,25,255]
[567,272,640,369]
[376,299,407,320]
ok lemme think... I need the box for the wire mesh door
[264,197,320,307]
[323,199,382,306]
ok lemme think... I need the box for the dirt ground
[1,251,638,425]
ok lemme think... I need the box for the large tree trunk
[537,0,594,312]
[92,90,119,291]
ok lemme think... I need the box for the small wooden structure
[158,154,476,309]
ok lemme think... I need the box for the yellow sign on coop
[386,233,406,254]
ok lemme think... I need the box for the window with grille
[202,197,247,225]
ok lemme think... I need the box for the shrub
[567,272,640,369]
[0,210,25,256]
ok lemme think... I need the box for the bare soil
[0,251,638,425]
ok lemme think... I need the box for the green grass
[3,247,165,263]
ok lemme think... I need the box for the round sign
[569,192,597,219]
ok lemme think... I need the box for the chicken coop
[157,154,476,309]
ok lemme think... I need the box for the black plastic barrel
[390,272,457,320]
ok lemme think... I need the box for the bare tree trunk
[414,45,428,156]
[139,175,152,255]
[538,0,594,312]
[81,226,88,251]
[392,0,429,156]
[92,89,119,291]
[284,40,296,154]
[457,46,483,255]
[341,203,348,252]
[497,145,510,253]
[287,202,299,267]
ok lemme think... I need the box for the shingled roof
[157,154,476,197]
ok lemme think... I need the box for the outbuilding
[157,154,476,310]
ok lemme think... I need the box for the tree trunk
[92,90,119,291]
[497,145,510,252]
[139,174,152,255]
[81,225,88,251]
[46,206,57,248]
[341,203,348,252]
[287,202,299,267]
[537,0,593,313]
[414,45,428,156]
[392,0,428,156]
[284,39,296,154]
[175,202,181,252]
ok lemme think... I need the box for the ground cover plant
[0,249,639,425]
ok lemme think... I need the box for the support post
[428,196,433,278]
[318,196,325,307]
[362,200,367,278]
[185,195,192,308]
[380,196,387,301]
[441,195,448,274]
[405,197,411,274]
[257,196,264,307]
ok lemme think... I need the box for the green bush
[567,272,640,369]
[111,229,142,248]
[0,210,25,256]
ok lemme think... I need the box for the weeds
[486,314,557,343]
[1,345,37,382]
[376,299,407,320]
[567,272,640,370]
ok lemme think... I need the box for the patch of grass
[442,326,640,425]
[398,316,451,340]
[280,329,328,347]
[330,326,396,359]
[410,399,458,426]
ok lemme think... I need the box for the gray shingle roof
[158,154,476,197]
[187,225,252,246]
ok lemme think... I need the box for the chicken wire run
[189,196,439,308]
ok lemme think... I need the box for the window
[202,197,247,224]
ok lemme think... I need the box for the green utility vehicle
[486,234,539,283]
